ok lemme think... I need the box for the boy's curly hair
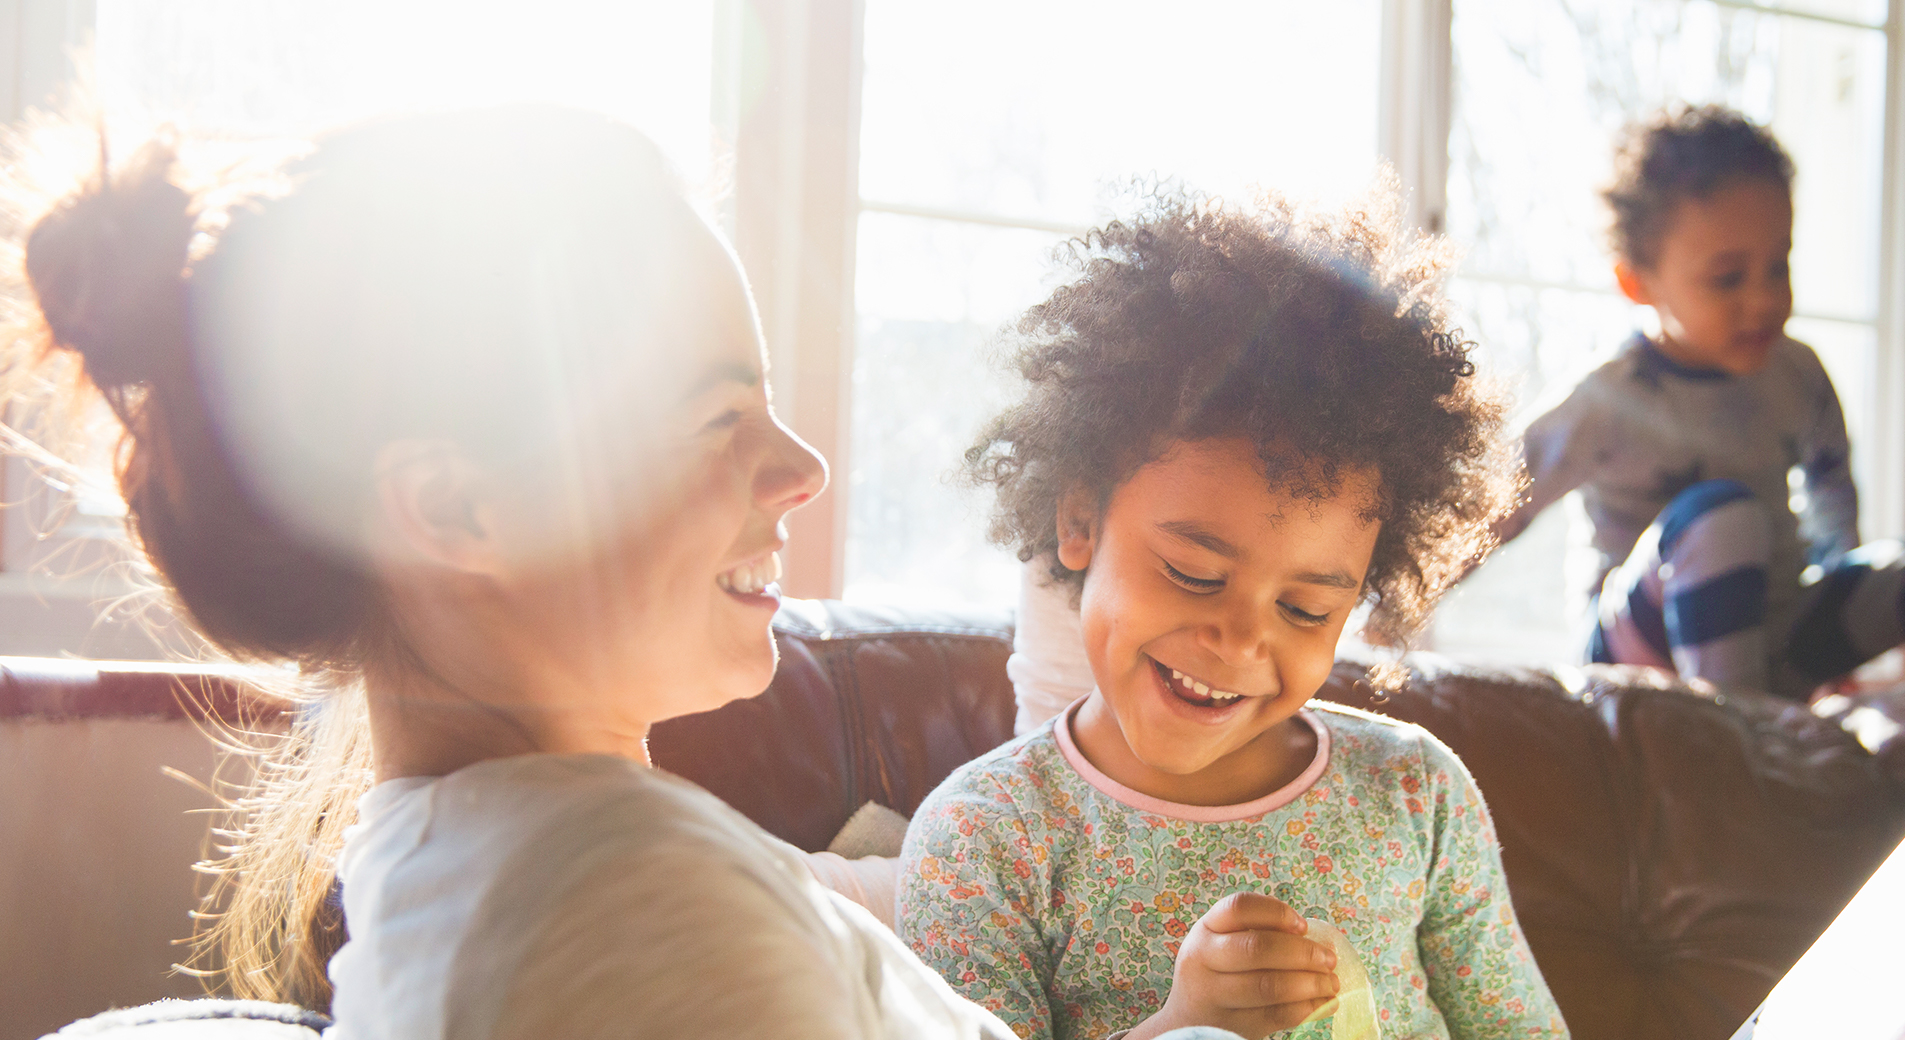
[965,184,1517,650]
[1604,104,1794,267]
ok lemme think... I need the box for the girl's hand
[1123,893,1340,1040]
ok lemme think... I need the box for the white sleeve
[1007,555,1093,734]
[806,851,901,932]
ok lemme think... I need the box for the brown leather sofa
[6,597,1904,1040]
[655,599,1905,1040]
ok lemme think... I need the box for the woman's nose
[755,409,828,513]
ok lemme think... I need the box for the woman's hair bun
[25,138,196,388]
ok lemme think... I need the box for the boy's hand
[1123,892,1340,1040]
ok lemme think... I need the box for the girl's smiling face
[1059,438,1380,806]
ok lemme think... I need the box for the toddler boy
[1499,104,1901,698]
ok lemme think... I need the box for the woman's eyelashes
[699,397,765,436]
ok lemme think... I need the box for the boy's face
[1616,176,1793,376]
[1058,437,1379,805]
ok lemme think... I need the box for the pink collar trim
[1053,697,1330,823]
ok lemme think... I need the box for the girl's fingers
[1197,928,1337,975]
[1200,964,1341,1011]
[1252,995,1343,1034]
[1196,892,1307,936]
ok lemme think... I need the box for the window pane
[1432,506,1585,662]
[1790,315,1880,505]
[1439,281,1641,657]
[860,0,1383,226]
[1449,0,1884,322]
[1449,281,1645,403]
[1750,0,1888,27]
[1440,0,1888,658]
[851,1,1384,608]
[95,0,718,183]
[22,3,717,583]
[847,213,1068,608]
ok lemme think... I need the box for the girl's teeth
[1166,665,1241,703]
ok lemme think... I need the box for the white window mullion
[0,0,93,122]
[0,0,142,659]
[1380,0,1454,233]
[728,0,863,600]
[0,0,98,574]
[1874,0,1905,539]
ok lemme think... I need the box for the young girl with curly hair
[897,187,1568,1040]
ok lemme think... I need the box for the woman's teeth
[1171,667,1241,703]
[717,552,782,595]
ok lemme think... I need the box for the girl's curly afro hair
[965,184,1519,649]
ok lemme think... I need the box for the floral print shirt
[897,701,1568,1040]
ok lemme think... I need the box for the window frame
[0,0,1900,654]
[816,0,1905,602]
[826,0,1449,604]
[0,0,177,658]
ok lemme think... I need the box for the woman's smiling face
[489,230,829,733]
[1059,438,1380,805]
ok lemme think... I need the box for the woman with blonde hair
[17,105,1048,1039]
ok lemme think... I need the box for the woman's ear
[1054,489,1097,573]
[371,439,506,575]
[1613,260,1654,306]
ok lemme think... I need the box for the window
[1,1,1900,658]
[0,0,724,656]
[1433,0,1892,660]
[847,0,1385,609]
[94,1,720,182]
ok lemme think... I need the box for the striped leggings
[1589,479,1905,699]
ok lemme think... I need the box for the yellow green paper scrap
[1299,919,1380,1040]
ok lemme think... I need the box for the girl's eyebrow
[1293,570,1362,590]
[1157,519,1239,559]
[1157,519,1361,589]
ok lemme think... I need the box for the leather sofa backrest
[650,598,1016,851]
[1318,656,1903,1040]
[6,601,1902,1040]
[650,599,1905,1040]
